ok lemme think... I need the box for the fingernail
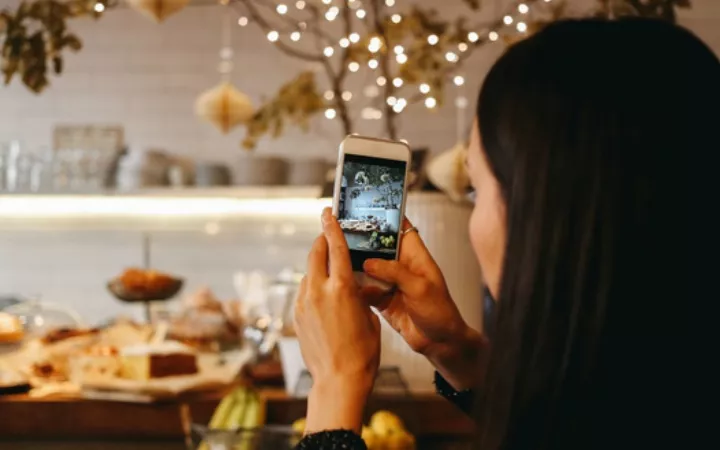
[321,208,332,227]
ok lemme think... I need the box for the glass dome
[4,297,84,339]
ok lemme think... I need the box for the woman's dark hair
[475,18,718,450]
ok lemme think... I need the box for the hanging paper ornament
[426,142,471,203]
[195,82,254,134]
[126,0,190,23]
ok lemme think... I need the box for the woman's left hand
[294,207,381,434]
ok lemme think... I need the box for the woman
[293,18,718,450]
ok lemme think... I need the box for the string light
[458,42,468,52]
[387,96,398,106]
[518,3,529,14]
[324,90,335,100]
[453,75,465,86]
[324,46,335,57]
[545,0,552,2]
[393,77,403,87]
[396,54,408,64]
[368,59,379,69]
[385,0,395,6]
[517,22,528,32]
[238,16,249,27]
[348,61,360,72]
[356,9,366,19]
[322,0,331,4]
[489,31,499,41]
[93,2,105,12]
[419,83,430,94]
[393,98,407,113]
[368,36,382,53]
[427,34,439,45]
[503,15,513,25]
[349,33,360,43]
[391,14,402,23]
[267,31,279,42]
[468,32,479,42]
[342,91,353,101]
[325,108,337,119]
[425,97,437,109]
[326,7,339,21]
[296,1,306,10]
[276,4,288,15]
[446,52,458,63]
[291,31,302,41]
[394,45,404,55]
[338,38,349,48]
[377,76,387,86]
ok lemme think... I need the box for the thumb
[364,259,416,289]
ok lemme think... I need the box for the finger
[363,259,424,296]
[360,286,393,312]
[398,217,433,265]
[321,207,354,280]
[306,235,329,283]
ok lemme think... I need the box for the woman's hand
[363,218,489,391]
[294,208,381,434]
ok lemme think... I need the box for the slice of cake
[119,341,198,380]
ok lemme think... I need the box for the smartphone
[332,135,412,289]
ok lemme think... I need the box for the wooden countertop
[0,388,475,441]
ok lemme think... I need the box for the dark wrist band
[434,370,475,414]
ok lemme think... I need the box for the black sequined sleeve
[434,371,475,416]
[296,429,367,450]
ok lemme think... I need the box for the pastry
[0,312,23,343]
[119,341,198,380]
[168,288,241,351]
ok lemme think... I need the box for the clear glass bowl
[4,299,84,339]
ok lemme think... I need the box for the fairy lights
[453,75,465,86]
[468,31,479,43]
[427,34,439,45]
[291,31,301,41]
[518,3,529,14]
[348,62,360,72]
[377,76,387,86]
[324,90,334,100]
[295,1,305,10]
[368,36,382,53]
[276,4,288,15]
[356,9,366,19]
[368,59,379,69]
[393,77,403,87]
[326,7,339,21]
[458,42,469,52]
[342,91,353,101]
[394,45,404,55]
[425,97,437,109]
[339,37,350,48]
[504,15,514,25]
[349,33,361,43]
[324,46,334,57]
[489,31,499,41]
[93,2,105,12]
[325,108,337,119]
[385,0,395,6]
[517,22,528,32]
[238,16,249,27]
[419,83,430,94]
[396,54,408,64]
[267,31,279,42]
[391,14,402,24]
[446,52,459,63]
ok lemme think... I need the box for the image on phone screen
[338,154,407,270]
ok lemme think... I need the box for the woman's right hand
[362,218,489,391]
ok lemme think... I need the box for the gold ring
[402,226,419,235]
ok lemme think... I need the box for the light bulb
[296,1,306,10]
[238,16,249,27]
[324,46,335,57]
[326,7,339,21]
[277,4,288,14]
[446,52,458,63]
[342,91,353,101]
[393,77,403,87]
[387,96,397,106]
[337,38,348,48]
[427,34,439,45]
[291,31,302,41]
[545,0,552,2]
[468,32,479,43]
[394,45,404,55]
[419,83,430,94]
[458,42,468,52]
[503,15,513,25]
[368,59,379,69]
[518,3,529,14]
[377,76,387,86]
[93,2,105,13]
[489,31,499,41]
[324,90,335,100]
[349,33,360,43]
[325,108,336,119]
[425,97,437,109]
[348,61,360,72]
[396,54,408,64]
[391,14,402,24]
[397,98,407,108]
[453,75,465,86]
[368,37,382,53]
[356,9,366,19]
[393,99,406,113]
[267,31,279,42]
[322,0,332,4]
[385,0,395,6]
[517,22,527,32]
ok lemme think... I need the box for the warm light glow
[458,42,468,52]
[322,0,331,4]
[291,31,302,41]
[0,196,329,218]
[276,4,288,14]
[368,37,382,53]
[324,46,335,57]
[94,2,105,13]
[455,96,468,109]
[348,61,360,72]
[362,107,383,120]
[393,77,403,87]
[504,15,513,25]
[376,76,387,86]
[446,52,458,63]
[453,75,465,86]
[324,90,335,100]
[391,14,402,23]
[385,0,395,6]
[427,34,439,45]
[394,45,404,55]
[393,98,407,113]
[489,31,499,41]
[349,32,361,43]
[518,3,529,14]
[396,54,408,64]
[368,59,379,69]
[516,22,527,32]
[238,16,249,27]
[267,31,279,42]
[356,9,366,19]
[468,32,479,42]
[339,38,350,48]
[325,108,337,119]
[425,97,437,108]
[387,96,397,106]
[363,85,379,98]
[342,91,353,101]
[326,7,339,21]
[419,83,430,94]
[296,1,306,10]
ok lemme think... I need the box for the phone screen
[337,154,407,271]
